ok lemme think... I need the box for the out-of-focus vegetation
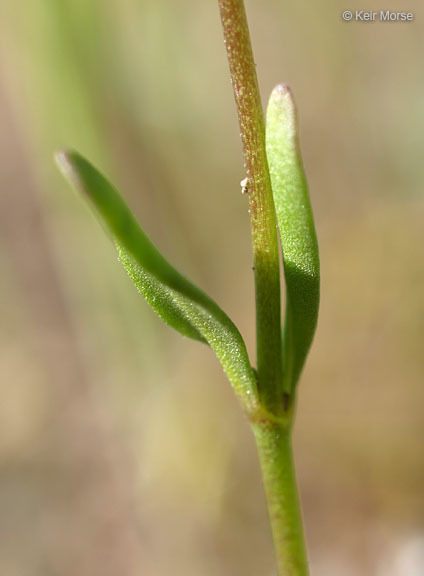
[0,1,423,575]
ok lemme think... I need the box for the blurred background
[0,0,423,574]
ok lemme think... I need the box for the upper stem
[217,0,282,413]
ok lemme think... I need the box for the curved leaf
[55,150,258,410]
[265,85,320,393]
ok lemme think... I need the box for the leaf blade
[55,150,259,410]
[266,85,320,393]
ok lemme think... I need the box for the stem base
[252,423,309,576]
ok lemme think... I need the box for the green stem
[252,421,309,576]
[217,3,309,573]
[217,0,282,413]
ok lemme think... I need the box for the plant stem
[252,422,309,576]
[217,3,309,573]
[217,0,282,413]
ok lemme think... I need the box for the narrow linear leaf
[55,150,258,410]
[265,85,320,393]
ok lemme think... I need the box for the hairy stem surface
[253,422,309,576]
[217,0,282,412]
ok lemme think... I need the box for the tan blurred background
[0,1,423,574]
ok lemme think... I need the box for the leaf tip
[54,149,87,194]
[269,83,296,111]
[272,83,291,97]
[267,84,298,145]
[55,148,72,171]
[55,148,75,179]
